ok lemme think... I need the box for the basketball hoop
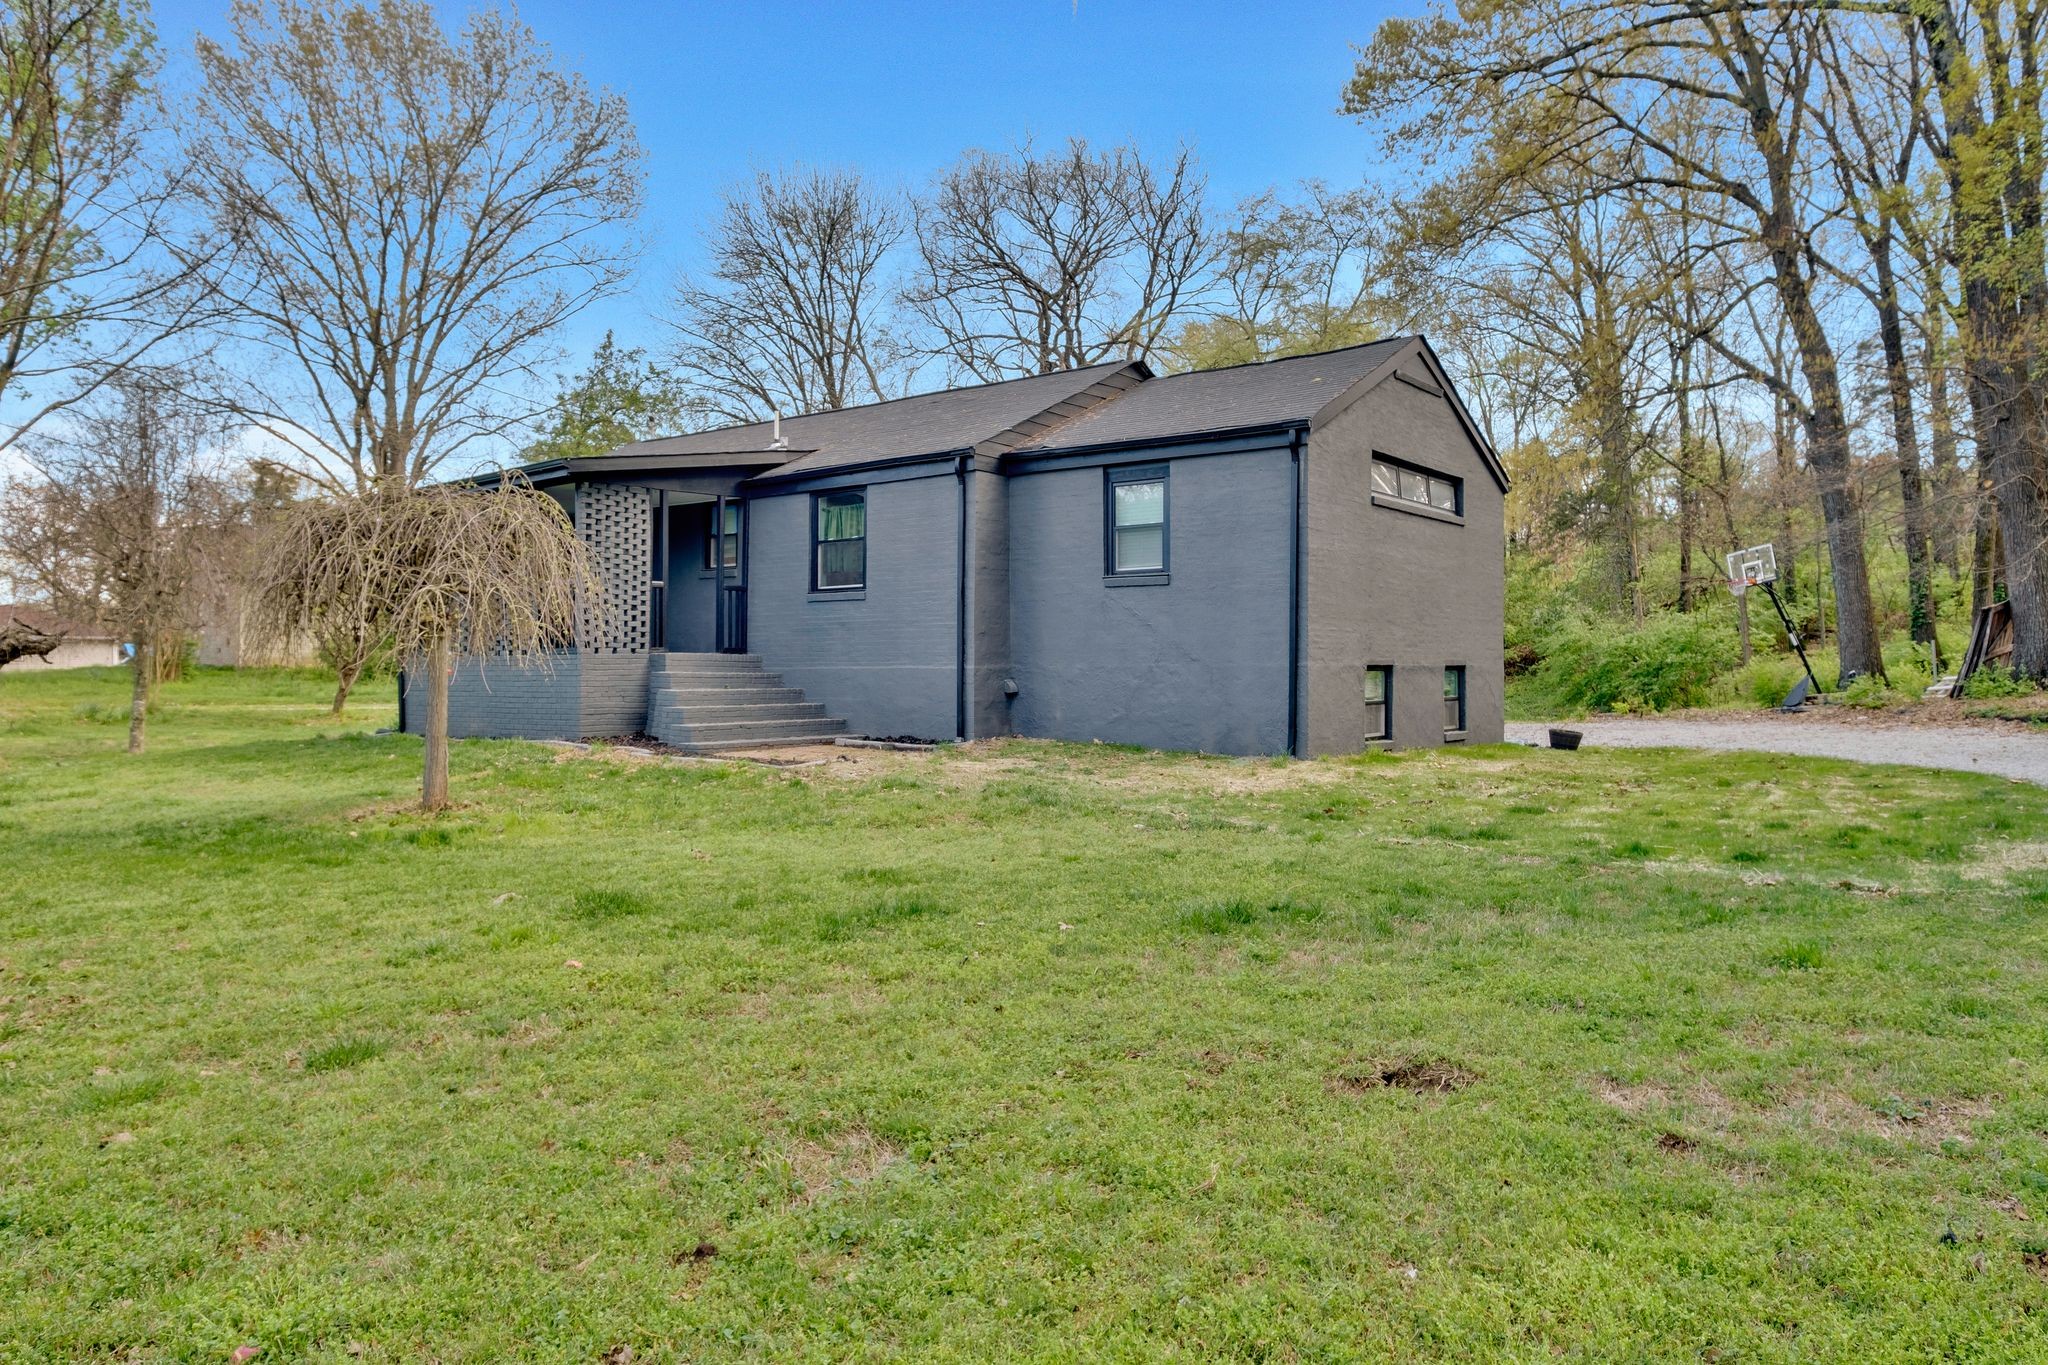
[1724,543,1777,598]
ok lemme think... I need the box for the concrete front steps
[646,652,848,752]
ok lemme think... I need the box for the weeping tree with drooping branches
[243,478,599,811]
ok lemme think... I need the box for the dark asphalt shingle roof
[1008,338,1413,455]
[610,362,1137,478]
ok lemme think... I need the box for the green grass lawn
[5,667,2048,1361]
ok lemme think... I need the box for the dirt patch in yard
[774,1129,902,1204]
[1330,1058,1478,1095]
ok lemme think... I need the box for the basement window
[813,489,866,591]
[1364,666,1392,742]
[1372,456,1461,515]
[1106,463,1168,575]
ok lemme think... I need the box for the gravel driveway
[1505,714,2048,786]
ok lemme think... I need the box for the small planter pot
[1548,728,1583,751]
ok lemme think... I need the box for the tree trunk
[1919,0,2048,677]
[332,659,361,716]
[421,633,450,811]
[1675,343,1698,611]
[1969,479,1998,618]
[126,640,149,754]
[1923,267,1964,576]
[1766,259,1882,678]
[1872,234,1936,643]
[1774,394,1801,606]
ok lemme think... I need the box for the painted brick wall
[744,473,960,741]
[1005,446,1294,755]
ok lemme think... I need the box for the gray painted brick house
[410,337,1508,756]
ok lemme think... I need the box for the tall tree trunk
[1675,344,1699,611]
[1772,261,1885,679]
[421,633,450,812]
[126,640,149,754]
[1919,0,2048,677]
[1873,233,1937,643]
[1970,478,1999,618]
[1922,265,1964,576]
[1774,393,1801,606]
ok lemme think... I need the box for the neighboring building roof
[1008,338,1413,455]
[1,605,113,639]
[610,361,1140,479]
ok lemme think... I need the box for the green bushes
[1520,612,1739,714]
[1964,663,2041,699]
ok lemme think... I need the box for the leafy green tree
[523,332,696,462]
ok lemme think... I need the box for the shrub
[1840,674,1903,709]
[1721,656,1804,708]
[1524,612,1739,714]
[1964,663,2040,699]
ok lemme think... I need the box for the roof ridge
[635,358,1138,447]
[1147,336,1410,382]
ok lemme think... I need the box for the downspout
[955,453,969,742]
[1287,426,1304,758]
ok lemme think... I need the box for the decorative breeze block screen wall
[575,484,653,654]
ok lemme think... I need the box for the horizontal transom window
[1372,456,1461,515]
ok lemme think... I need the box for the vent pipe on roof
[769,411,787,450]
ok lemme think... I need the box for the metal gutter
[1287,426,1305,758]
[954,453,968,741]
[1001,419,1308,469]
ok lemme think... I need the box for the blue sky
[148,0,1403,362]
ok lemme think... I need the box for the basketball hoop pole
[1759,579,1821,697]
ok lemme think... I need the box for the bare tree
[0,374,231,751]
[244,480,598,810]
[905,138,1213,380]
[1171,180,1416,370]
[0,0,218,445]
[668,168,907,425]
[189,0,646,493]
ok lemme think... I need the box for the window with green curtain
[1107,465,1167,574]
[814,490,866,590]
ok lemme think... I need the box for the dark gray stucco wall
[1005,445,1293,755]
[743,470,961,741]
[1302,359,1506,754]
[666,501,718,654]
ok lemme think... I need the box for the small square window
[1363,666,1392,742]
[1106,464,1168,575]
[1443,666,1466,736]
